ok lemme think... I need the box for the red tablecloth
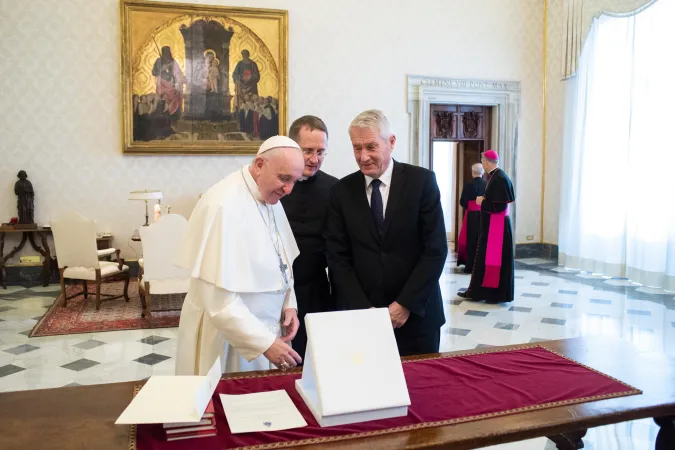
[132,345,640,450]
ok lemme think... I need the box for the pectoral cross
[278,255,289,286]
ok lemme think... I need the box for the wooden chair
[51,211,130,309]
[138,214,189,318]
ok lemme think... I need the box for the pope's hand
[263,338,302,370]
[280,308,299,342]
[389,301,410,328]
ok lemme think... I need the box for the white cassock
[174,164,299,375]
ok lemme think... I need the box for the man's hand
[476,196,484,205]
[263,338,302,370]
[388,301,410,328]
[280,308,299,342]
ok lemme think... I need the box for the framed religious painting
[120,0,288,155]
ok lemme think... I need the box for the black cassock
[280,170,339,361]
[465,168,515,303]
[457,176,486,273]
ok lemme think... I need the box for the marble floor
[1,255,673,449]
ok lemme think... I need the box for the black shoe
[457,291,471,299]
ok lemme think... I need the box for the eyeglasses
[302,149,327,158]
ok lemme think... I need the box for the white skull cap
[257,135,301,155]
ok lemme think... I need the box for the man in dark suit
[281,115,339,362]
[325,109,448,356]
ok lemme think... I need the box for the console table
[0,227,52,288]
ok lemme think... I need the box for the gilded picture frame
[120,0,288,155]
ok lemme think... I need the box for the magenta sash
[457,201,481,261]
[482,206,509,288]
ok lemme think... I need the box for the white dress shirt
[364,160,394,218]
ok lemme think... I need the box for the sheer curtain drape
[559,0,675,291]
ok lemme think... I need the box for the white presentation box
[295,308,411,427]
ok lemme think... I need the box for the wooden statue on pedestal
[14,170,36,229]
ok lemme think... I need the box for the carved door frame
[407,75,521,240]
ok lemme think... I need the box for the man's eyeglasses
[302,149,327,158]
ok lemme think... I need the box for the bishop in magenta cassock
[458,150,515,303]
[174,136,305,375]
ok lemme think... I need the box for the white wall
[0,0,545,258]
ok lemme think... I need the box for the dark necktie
[370,179,384,235]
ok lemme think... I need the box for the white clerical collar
[364,160,394,188]
[243,165,265,203]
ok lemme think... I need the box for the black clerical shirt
[280,170,338,284]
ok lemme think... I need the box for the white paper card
[219,390,307,434]
[115,357,221,425]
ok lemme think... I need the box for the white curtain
[559,0,675,291]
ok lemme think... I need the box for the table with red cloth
[1,337,674,450]
[132,345,642,450]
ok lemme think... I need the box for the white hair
[348,109,393,140]
[471,163,484,177]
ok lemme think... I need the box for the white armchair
[138,214,190,318]
[51,211,130,309]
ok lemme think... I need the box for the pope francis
[174,136,305,375]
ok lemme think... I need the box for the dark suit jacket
[325,161,447,334]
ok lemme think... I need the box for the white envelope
[115,357,221,425]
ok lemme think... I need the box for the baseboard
[514,243,559,260]
[2,260,142,287]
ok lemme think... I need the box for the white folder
[115,357,221,425]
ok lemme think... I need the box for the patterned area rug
[30,280,184,337]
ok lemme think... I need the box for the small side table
[97,235,114,250]
[0,227,53,289]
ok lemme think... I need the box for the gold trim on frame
[119,0,288,155]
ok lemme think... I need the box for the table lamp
[129,190,163,227]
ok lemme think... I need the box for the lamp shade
[129,190,163,201]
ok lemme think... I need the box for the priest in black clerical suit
[457,164,487,273]
[281,116,338,362]
[326,110,447,357]
[458,150,515,303]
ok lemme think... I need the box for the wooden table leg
[28,232,52,287]
[0,233,5,289]
[548,430,587,449]
[2,233,28,289]
[655,416,675,450]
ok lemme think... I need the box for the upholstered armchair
[138,214,189,318]
[51,211,130,309]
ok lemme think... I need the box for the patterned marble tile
[139,335,170,346]
[73,339,106,350]
[0,364,25,378]
[61,358,100,372]
[134,353,171,366]
[541,318,566,326]
[550,302,573,309]
[4,344,40,355]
